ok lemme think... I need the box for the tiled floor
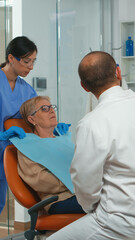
[0,228,55,240]
[0,189,14,224]
[0,189,54,239]
[0,189,20,239]
[0,226,22,239]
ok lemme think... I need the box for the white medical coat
[71,86,135,219]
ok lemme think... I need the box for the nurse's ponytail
[0,62,7,68]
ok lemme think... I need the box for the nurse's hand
[0,126,26,140]
[54,123,71,136]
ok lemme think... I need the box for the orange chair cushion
[4,118,32,133]
[4,145,85,230]
[4,119,86,231]
[4,145,37,208]
[36,213,85,230]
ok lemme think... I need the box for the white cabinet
[120,21,135,91]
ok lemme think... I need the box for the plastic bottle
[126,36,134,56]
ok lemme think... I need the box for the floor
[0,189,54,240]
[0,228,54,240]
[0,189,22,239]
[0,227,22,239]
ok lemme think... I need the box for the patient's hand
[54,123,71,136]
[0,126,26,140]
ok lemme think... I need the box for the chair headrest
[4,118,32,133]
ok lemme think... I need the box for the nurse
[0,36,70,214]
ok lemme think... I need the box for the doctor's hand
[54,123,71,136]
[0,126,26,141]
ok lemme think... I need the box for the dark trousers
[48,195,85,214]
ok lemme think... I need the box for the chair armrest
[28,195,58,214]
[25,196,59,240]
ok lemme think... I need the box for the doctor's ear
[80,81,90,92]
[116,65,122,81]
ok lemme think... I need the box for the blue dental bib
[10,132,75,193]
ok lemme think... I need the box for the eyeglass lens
[41,105,57,112]
[21,58,36,67]
[15,56,36,67]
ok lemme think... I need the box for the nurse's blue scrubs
[0,69,37,214]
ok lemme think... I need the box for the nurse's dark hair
[0,36,37,68]
[78,51,117,93]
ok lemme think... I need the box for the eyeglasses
[15,56,36,67]
[31,104,57,116]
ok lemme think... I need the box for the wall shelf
[120,21,135,90]
[121,56,135,59]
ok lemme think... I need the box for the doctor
[0,36,70,214]
[47,51,135,240]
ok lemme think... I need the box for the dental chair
[4,119,85,240]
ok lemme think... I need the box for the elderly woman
[17,96,84,214]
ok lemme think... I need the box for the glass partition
[0,0,6,64]
[0,0,12,63]
[0,0,13,238]
[57,0,102,140]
